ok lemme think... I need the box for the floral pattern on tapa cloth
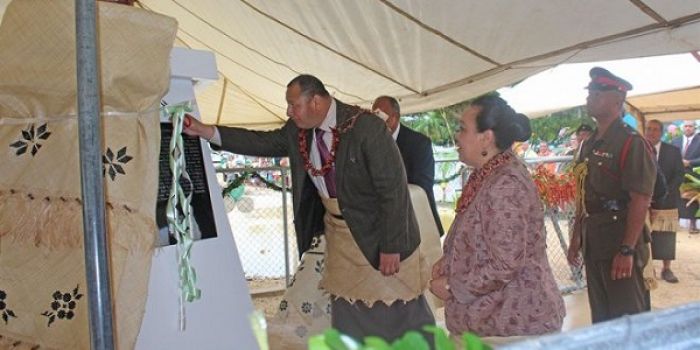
[441,159,566,337]
[267,236,331,350]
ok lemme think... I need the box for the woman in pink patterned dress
[430,96,565,338]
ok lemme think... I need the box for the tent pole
[75,0,115,349]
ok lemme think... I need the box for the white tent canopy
[1,0,699,129]
[626,86,700,122]
[499,53,700,118]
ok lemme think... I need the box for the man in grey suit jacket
[184,75,434,341]
[372,95,445,236]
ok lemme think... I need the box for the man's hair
[375,95,400,115]
[647,119,663,129]
[287,74,330,98]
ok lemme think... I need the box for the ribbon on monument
[161,101,201,330]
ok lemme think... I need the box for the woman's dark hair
[471,95,531,151]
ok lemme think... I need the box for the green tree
[402,93,593,148]
[530,106,595,145]
[403,94,497,146]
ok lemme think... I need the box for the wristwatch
[619,244,635,256]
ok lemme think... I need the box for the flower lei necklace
[298,107,365,176]
[455,151,514,213]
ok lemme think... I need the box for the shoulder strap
[619,134,634,170]
[620,133,657,170]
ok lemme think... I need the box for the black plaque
[156,122,217,245]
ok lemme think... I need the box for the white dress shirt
[683,134,695,157]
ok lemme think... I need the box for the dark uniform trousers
[582,211,651,323]
[583,254,650,323]
[584,213,651,323]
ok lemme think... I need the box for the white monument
[136,47,259,350]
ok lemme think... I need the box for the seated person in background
[537,141,557,174]
[559,124,594,172]
[566,124,593,157]
[515,141,537,159]
[430,96,565,341]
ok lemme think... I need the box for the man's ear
[310,94,321,113]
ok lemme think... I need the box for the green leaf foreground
[307,326,492,350]
[680,168,700,217]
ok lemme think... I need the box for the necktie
[684,139,690,157]
[315,128,337,197]
[654,144,659,161]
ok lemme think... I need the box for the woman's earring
[481,150,488,157]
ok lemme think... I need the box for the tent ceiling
[626,86,700,122]
[2,0,699,129]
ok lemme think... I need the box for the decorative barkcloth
[267,236,331,350]
[0,1,176,349]
[649,209,680,233]
[267,185,441,349]
[318,197,430,306]
[650,209,679,261]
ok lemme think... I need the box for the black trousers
[331,295,435,344]
[584,254,650,323]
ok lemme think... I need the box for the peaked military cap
[587,67,633,92]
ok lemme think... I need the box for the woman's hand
[431,257,444,279]
[429,276,452,301]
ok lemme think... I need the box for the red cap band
[591,76,629,92]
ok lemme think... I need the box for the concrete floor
[561,290,592,332]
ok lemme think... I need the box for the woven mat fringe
[0,333,53,350]
[0,189,155,251]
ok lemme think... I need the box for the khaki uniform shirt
[577,118,656,260]
[579,118,656,206]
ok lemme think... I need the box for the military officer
[567,67,656,323]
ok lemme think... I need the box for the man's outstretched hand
[183,113,215,140]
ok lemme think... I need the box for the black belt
[586,199,627,215]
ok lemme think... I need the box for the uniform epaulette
[622,123,639,136]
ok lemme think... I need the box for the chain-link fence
[217,155,585,294]
[543,207,585,293]
[216,166,296,286]
[525,156,586,293]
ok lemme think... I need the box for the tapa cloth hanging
[0,0,176,348]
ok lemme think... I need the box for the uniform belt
[586,199,627,215]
